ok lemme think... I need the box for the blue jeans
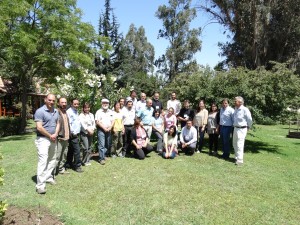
[162,151,176,159]
[97,129,112,161]
[220,126,232,158]
[153,130,163,152]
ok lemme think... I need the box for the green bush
[0,153,7,222]
[0,117,22,137]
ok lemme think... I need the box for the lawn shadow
[31,175,37,184]
[0,133,34,142]
[244,139,284,155]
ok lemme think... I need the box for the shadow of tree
[244,139,284,155]
[0,133,34,142]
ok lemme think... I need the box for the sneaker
[112,154,117,159]
[36,188,46,194]
[235,161,243,166]
[118,153,124,158]
[75,167,84,173]
[99,160,105,165]
[196,150,200,154]
[46,180,56,185]
[85,162,92,166]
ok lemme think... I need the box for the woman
[164,107,177,132]
[79,102,96,166]
[131,118,153,160]
[152,110,164,154]
[193,100,208,153]
[163,125,178,159]
[207,102,219,155]
[111,102,125,158]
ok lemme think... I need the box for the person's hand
[201,127,205,132]
[50,134,57,142]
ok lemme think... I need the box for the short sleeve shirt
[34,105,59,136]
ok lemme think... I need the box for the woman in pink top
[164,107,177,132]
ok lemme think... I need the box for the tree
[0,0,100,132]
[156,0,202,80]
[198,0,300,70]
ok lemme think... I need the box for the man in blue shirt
[233,96,252,165]
[66,98,83,172]
[137,98,154,138]
[34,93,60,194]
[217,98,234,159]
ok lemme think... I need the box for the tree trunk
[19,91,28,133]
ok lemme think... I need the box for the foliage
[156,0,202,80]
[199,0,300,70]
[0,152,7,222]
[164,63,300,123]
[0,0,101,132]
[0,117,22,137]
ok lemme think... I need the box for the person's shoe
[36,188,46,194]
[85,162,92,166]
[75,167,84,173]
[46,180,57,185]
[235,161,243,166]
[112,154,117,159]
[99,160,105,165]
[196,150,200,154]
[118,153,124,158]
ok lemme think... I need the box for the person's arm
[202,110,208,131]
[95,112,108,132]
[245,108,253,129]
[79,114,88,133]
[173,115,177,126]
[180,128,184,144]
[163,133,168,151]
[170,135,178,152]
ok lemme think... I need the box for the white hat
[101,98,109,103]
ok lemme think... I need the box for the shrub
[0,117,22,137]
[0,153,7,222]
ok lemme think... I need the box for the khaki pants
[55,139,69,174]
[111,131,123,156]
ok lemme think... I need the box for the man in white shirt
[179,120,197,155]
[167,92,181,116]
[233,96,253,165]
[95,99,114,165]
[121,97,136,156]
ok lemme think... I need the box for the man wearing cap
[121,97,136,156]
[137,98,154,138]
[233,96,252,165]
[95,98,114,165]
[66,98,83,172]
[34,93,60,194]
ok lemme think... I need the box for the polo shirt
[95,108,114,129]
[137,106,154,125]
[34,105,59,136]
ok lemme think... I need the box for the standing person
[34,94,60,194]
[111,102,125,158]
[164,107,177,132]
[179,120,197,155]
[207,102,219,156]
[152,110,164,153]
[177,99,195,129]
[79,102,95,166]
[119,97,125,110]
[66,98,83,173]
[130,90,138,110]
[152,92,163,115]
[193,100,208,153]
[167,92,181,116]
[137,98,154,138]
[55,97,70,175]
[95,98,114,165]
[122,97,136,156]
[233,96,253,165]
[136,92,147,113]
[131,118,153,160]
[217,98,234,160]
[162,125,178,159]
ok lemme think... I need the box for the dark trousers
[133,144,153,160]
[195,126,205,151]
[124,125,133,154]
[220,126,232,158]
[66,136,82,169]
[208,133,219,152]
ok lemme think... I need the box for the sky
[76,0,228,68]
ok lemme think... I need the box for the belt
[234,126,247,128]
[124,125,133,127]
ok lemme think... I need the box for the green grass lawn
[1,125,300,224]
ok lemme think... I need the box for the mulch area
[2,205,63,225]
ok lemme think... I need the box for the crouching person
[131,118,153,159]
[179,120,197,155]
[162,125,178,159]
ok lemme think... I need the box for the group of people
[34,91,252,194]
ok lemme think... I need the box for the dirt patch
[2,205,63,225]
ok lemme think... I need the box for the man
[34,93,60,194]
[137,98,154,138]
[55,97,70,175]
[217,98,234,160]
[177,99,195,128]
[122,97,136,156]
[233,96,252,165]
[66,98,83,172]
[119,97,125,109]
[136,92,147,113]
[95,98,114,165]
[167,92,181,116]
[152,91,163,115]
[179,120,197,155]
[130,90,138,109]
